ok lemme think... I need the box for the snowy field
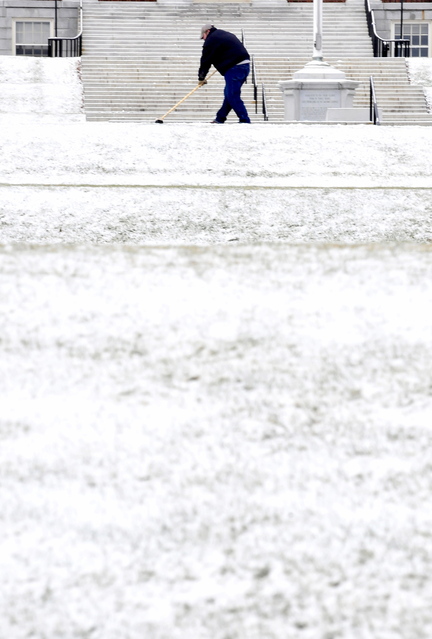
[1,57,432,639]
[409,58,432,110]
[1,120,432,245]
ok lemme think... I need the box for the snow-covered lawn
[408,59,432,111]
[0,57,84,121]
[2,243,432,639]
[2,181,432,244]
[1,57,432,639]
[1,120,432,244]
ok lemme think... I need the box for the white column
[313,0,323,61]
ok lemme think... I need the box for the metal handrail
[241,32,265,119]
[365,0,410,57]
[370,76,380,125]
[48,0,82,57]
[241,29,248,84]
[251,55,258,114]
[262,84,269,121]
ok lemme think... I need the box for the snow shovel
[155,70,217,123]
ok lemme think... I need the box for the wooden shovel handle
[158,69,217,120]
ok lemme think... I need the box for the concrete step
[81,1,373,60]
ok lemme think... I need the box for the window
[395,23,429,58]
[14,21,52,56]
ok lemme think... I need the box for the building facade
[372,1,432,56]
[0,0,80,56]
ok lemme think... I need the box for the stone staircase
[81,0,432,124]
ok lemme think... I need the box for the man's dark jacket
[198,28,250,81]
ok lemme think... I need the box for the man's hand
[199,78,208,85]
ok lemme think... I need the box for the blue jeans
[215,63,251,123]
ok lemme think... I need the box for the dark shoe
[210,120,224,124]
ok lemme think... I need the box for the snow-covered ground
[1,57,432,639]
[0,57,84,121]
[408,58,432,111]
[2,117,432,244]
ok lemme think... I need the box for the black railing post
[242,29,248,84]
[47,0,82,57]
[365,0,410,57]
[400,0,404,44]
[262,84,268,121]
[369,76,380,125]
[251,55,258,114]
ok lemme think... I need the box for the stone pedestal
[279,60,360,122]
